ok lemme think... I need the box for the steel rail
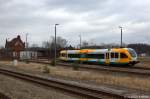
[27,60,150,70]
[57,62,150,76]
[0,67,129,99]
[0,92,10,99]
[28,60,150,76]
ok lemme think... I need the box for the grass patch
[50,59,55,66]
[51,70,150,91]
[24,59,30,64]
[42,65,50,73]
[138,57,150,63]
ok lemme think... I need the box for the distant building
[20,51,37,60]
[5,35,25,59]
[0,35,51,60]
[20,47,50,60]
[139,53,147,57]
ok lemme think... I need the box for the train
[59,48,139,66]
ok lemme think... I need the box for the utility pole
[54,24,59,66]
[119,26,123,48]
[79,34,81,49]
[26,33,28,59]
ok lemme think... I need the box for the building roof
[5,35,25,51]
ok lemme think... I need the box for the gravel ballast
[0,74,84,99]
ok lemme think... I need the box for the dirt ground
[0,74,84,99]
[0,60,150,92]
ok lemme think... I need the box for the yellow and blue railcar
[59,48,139,66]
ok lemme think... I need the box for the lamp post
[79,34,81,49]
[26,33,28,59]
[119,26,123,48]
[54,24,59,66]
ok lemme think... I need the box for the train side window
[81,54,86,58]
[111,52,118,58]
[111,53,115,58]
[98,54,104,59]
[115,53,119,58]
[100,54,104,59]
[87,54,104,59]
[120,53,128,58]
[68,54,80,58]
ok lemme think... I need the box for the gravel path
[0,74,84,99]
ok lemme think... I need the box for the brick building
[0,35,50,60]
[5,35,25,59]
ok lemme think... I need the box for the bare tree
[42,36,68,58]
[56,36,67,48]
[31,44,39,48]
[82,41,89,48]
[42,36,67,48]
[42,41,51,48]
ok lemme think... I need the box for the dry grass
[50,69,150,91]
[139,57,150,62]
[0,60,150,92]
[136,57,150,68]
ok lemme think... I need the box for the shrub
[42,65,50,73]
[50,59,55,66]
[24,59,30,64]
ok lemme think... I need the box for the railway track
[0,67,132,99]
[58,62,150,76]
[28,60,150,76]
[0,92,10,99]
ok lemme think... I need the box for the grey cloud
[45,0,109,12]
[0,0,149,46]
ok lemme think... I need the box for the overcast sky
[0,0,149,47]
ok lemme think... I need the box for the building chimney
[17,35,20,39]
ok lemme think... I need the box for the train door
[105,52,110,65]
[110,52,119,64]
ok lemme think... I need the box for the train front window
[61,53,66,57]
[120,53,128,58]
[128,49,137,57]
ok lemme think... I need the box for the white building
[20,51,37,60]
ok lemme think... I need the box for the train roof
[60,50,80,54]
[60,48,131,54]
